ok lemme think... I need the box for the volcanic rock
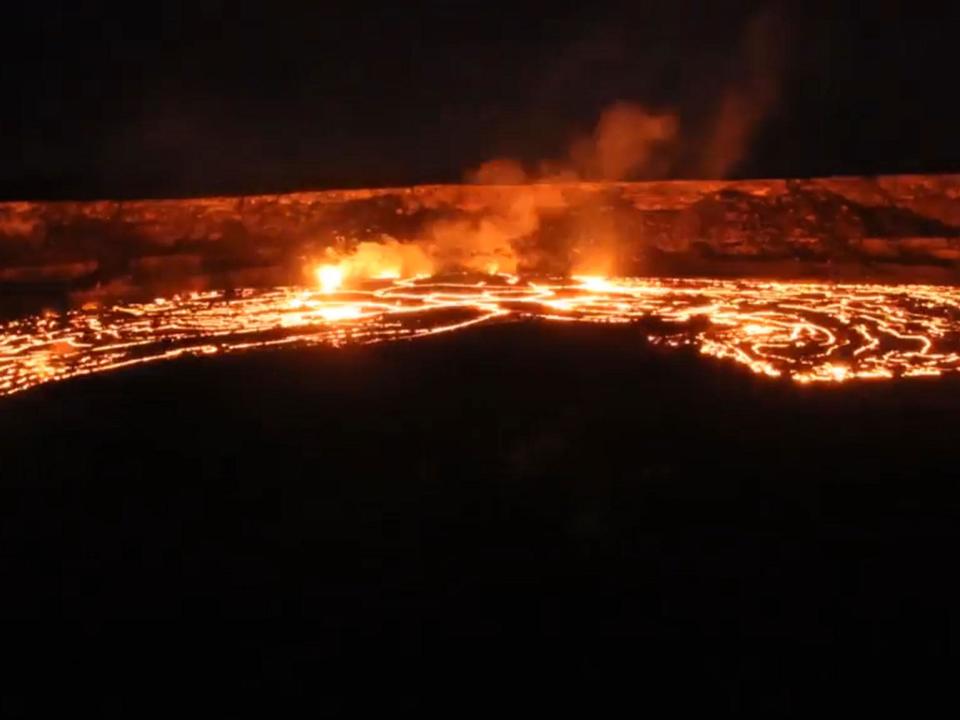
[1,175,959,312]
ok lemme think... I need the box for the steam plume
[570,102,678,181]
[697,7,785,178]
[329,6,787,279]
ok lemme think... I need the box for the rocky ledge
[1,175,959,311]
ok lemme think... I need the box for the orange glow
[574,275,620,293]
[3,275,960,397]
[315,265,343,293]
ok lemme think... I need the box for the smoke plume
[570,102,678,181]
[326,6,787,280]
[466,102,680,185]
[696,7,786,178]
[463,6,786,184]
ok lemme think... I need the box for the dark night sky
[1,1,958,199]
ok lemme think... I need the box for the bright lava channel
[2,275,960,397]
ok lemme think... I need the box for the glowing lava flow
[3,275,960,397]
[315,265,344,294]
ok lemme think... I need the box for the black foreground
[2,321,958,715]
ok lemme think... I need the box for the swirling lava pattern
[2,275,960,396]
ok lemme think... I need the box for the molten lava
[316,265,344,294]
[2,273,960,397]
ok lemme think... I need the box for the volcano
[2,175,960,316]
[3,177,960,715]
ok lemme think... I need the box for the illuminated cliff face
[3,274,960,397]
[1,176,959,316]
